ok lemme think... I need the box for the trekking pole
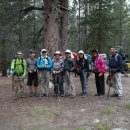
[107,83,111,99]
[55,75,59,100]
[107,59,112,99]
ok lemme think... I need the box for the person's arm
[116,55,123,71]
[85,59,89,72]
[26,59,29,72]
[37,57,42,69]
[23,59,27,76]
[11,59,15,70]
[99,57,106,73]
[46,57,52,69]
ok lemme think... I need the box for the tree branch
[20,6,44,15]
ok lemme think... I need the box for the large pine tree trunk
[1,40,7,76]
[44,0,60,56]
[59,0,68,53]
[44,0,68,55]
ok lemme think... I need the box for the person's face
[110,48,116,55]
[79,53,84,58]
[42,51,47,56]
[30,53,35,59]
[92,52,97,57]
[55,54,60,59]
[17,54,22,59]
[65,53,70,58]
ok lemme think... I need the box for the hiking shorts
[27,72,38,87]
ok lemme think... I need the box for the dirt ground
[0,73,130,130]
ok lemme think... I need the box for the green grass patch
[30,107,58,119]
[124,103,130,110]
[95,120,113,130]
[101,107,114,115]
[75,128,87,130]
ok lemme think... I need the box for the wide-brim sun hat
[78,50,84,54]
[65,49,71,54]
[54,51,61,55]
[17,51,22,55]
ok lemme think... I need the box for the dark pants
[95,73,105,95]
[80,70,88,94]
[53,73,64,95]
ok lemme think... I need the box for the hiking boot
[40,93,44,97]
[29,92,33,97]
[34,93,39,97]
[99,95,104,98]
[81,94,87,98]
[65,93,71,97]
[14,96,18,100]
[21,94,26,98]
[71,95,76,98]
[44,93,49,97]
[94,94,100,96]
[111,94,118,97]
[118,96,122,100]
[60,94,64,97]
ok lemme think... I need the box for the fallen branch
[20,6,44,15]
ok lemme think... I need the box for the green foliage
[95,120,114,130]
[124,103,130,110]
[75,128,87,130]
[30,108,58,119]
[68,0,130,53]
[101,107,114,115]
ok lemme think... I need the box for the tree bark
[44,0,60,56]
[59,0,68,53]
[44,0,68,55]
[1,40,7,76]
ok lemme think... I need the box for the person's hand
[33,69,37,72]
[99,73,103,77]
[22,75,26,79]
[98,69,102,73]
[42,65,46,69]
[53,70,56,74]
[29,70,32,73]
[10,69,14,75]
[111,68,116,73]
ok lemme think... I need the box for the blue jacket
[37,56,52,73]
[109,53,123,72]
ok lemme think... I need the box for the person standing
[27,50,38,97]
[52,51,64,97]
[109,47,123,99]
[37,49,52,97]
[77,50,89,98]
[64,49,76,98]
[11,51,26,100]
[92,50,106,97]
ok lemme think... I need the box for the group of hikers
[10,47,123,100]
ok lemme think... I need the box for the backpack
[113,53,124,72]
[38,55,49,65]
[38,55,51,71]
[14,57,24,73]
